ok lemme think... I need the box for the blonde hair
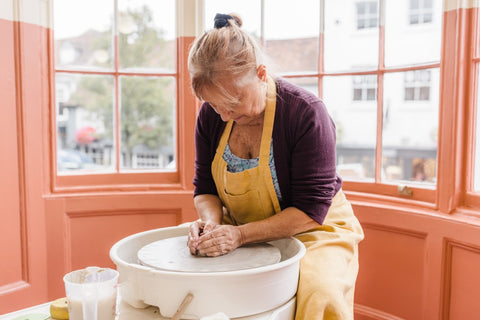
[188,14,263,105]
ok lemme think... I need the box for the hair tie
[214,13,234,29]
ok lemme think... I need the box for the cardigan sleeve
[280,88,341,225]
[193,103,220,197]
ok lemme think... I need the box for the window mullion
[436,7,472,212]
[318,0,324,98]
[114,0,120,173]
[375,0,386,184]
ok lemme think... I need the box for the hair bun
[229,13,243,27]
[213,13,243,29]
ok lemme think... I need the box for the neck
[236,112,265,127]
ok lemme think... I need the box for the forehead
[201,82,243,106]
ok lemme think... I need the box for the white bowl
[110,226,305,319]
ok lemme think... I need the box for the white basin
[109,226,305,319]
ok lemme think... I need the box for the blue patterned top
[223,140,283,204]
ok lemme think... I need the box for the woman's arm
[194,194,223,224]
[238,207,319,243]
[195,207,319,257]
[188,194,224,255]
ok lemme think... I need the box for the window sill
[51,171,192,194]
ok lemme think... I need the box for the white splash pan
[110,225,306,319]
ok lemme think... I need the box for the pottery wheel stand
[169,292,194,320]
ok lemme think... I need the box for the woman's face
[202,76,266,125]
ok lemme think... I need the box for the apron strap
[258,76,277,165]
[259,76,281,213]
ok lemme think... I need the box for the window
[322,0,442,194]
[404,70,431,101]
[353,75,377,101]
[356,1,378,30]
[201,0,442,199]
[409,0,433,25]
[54,0,176,176]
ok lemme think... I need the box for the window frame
[323,0,439,205]
[252,0,442,205]
[50,1,480,214]
[463,7,480,211]
[49,1,194,192]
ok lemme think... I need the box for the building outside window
[404,70,431,101]
[409,0,433,25]
[353,75,377,101]
[356,1,378,30]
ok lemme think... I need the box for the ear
[257,64,267,82]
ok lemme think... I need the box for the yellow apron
[211,77,364,320]
[212,76,281,225]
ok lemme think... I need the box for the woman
[187,13,364,320]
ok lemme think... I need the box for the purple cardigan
[193,78,342,224]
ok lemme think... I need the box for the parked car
[57,149,95,171]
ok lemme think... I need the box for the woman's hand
[195,224,244,257]
[187,220,218,255]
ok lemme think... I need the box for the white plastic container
[63,267,119,320]
[109,226,305,319]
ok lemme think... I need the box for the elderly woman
[186,13,364,320]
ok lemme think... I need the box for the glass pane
[120,76,176,170]
[264,0,320,74]
[410,0,419,10]
[323,76,377,181]
[287,77,319,97]
[54,0,113,69]
[382,69,439,185]
[385,0,442,67]
[324,0,379,72]
[118,0,176,72]
[204,0,261,37]
[56,74,115,173]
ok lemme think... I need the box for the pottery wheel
[137,236,281,272]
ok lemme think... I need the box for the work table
[0,297,295,320]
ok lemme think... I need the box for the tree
[68,5,175,168]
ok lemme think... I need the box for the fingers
[197,238,229,257]
[188,221,206,255]
[203,221,217,234]
[195,226,240,257]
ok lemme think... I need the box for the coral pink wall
[0,18,49,311]
[2,3,480,320]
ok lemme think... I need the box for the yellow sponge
[50,297,69,320]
